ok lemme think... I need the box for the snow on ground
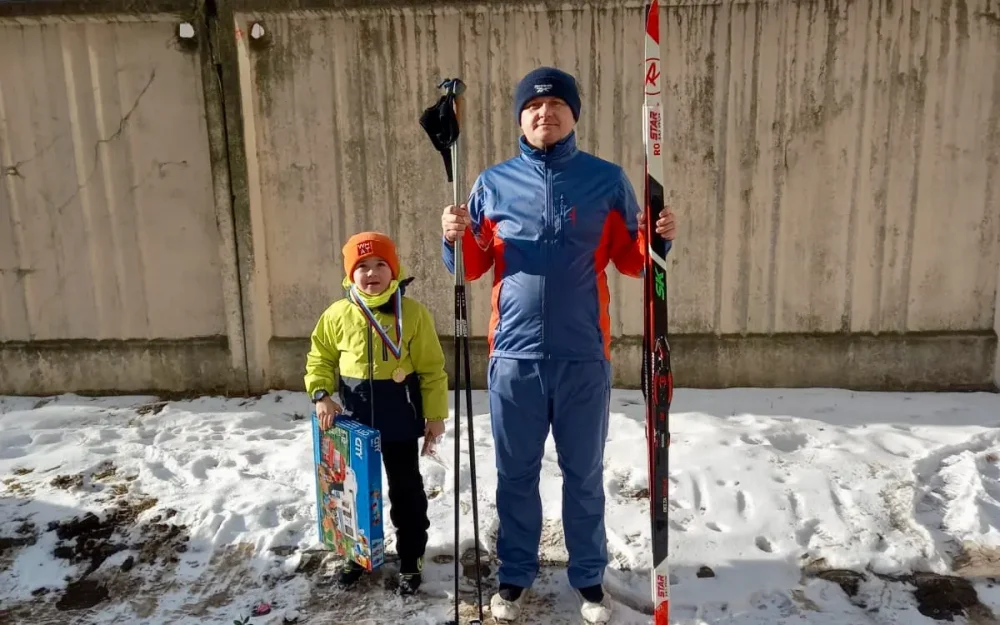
[3,387,1000,625]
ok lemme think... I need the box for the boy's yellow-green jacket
[304,269,448,442]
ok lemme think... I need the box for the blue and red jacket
[441,131,672,361]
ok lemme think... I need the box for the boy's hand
[441,204,470,243]
[425,419,445,441]
[316,397,343,430]
[422,420,446,456]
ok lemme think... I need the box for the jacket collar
[343,275,415,313]
[518,130,579,166]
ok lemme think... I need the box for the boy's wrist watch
[312,390,329,402]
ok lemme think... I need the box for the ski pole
[448,80,486,625]
[419,76,484,625]
[449,83,465,625]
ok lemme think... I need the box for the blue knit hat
[513,66,581,123]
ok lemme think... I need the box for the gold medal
[392,367,406,383]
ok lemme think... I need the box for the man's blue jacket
[442,131,671,361]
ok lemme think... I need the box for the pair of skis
[418,2,671,622]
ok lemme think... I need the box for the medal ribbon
[350,285,403,359]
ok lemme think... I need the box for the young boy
[304,231,448,595]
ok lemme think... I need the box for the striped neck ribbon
[349,285,403,359]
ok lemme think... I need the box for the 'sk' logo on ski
[644,58,660,95]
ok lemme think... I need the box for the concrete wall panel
[0,12,248,394]
[662,0,1000,336]
[0,17,226,341]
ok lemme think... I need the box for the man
[440,66,676,624]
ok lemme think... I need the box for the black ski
[642,1,672,623]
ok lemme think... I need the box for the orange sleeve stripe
[606,209,645,278]
[487,239,506,354]
[460,216,496,281]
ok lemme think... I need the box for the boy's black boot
[337,560,366,587]
[397,557,423,596]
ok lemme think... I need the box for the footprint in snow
[190,456,220,480]
[740,431,813,452]
[754,536,774,553]
[787,492,803,519]
[1,433,32,449]
[96,428,122,441]
[243,451,265,465]
[259,505,280,529]
[260,431,297,441]
[0,447,27,460]
[765,432,813,453]
[33,432,64,445]
[736,490,752,519]
[155,430,177,444]
[795,518,821,548]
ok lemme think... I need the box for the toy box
[312,412,384,571]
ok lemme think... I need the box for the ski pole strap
[419,77,466,183]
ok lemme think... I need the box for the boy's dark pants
[382,438,429,569]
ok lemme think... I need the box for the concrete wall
[0,6,248,394]
[1,0,999,395]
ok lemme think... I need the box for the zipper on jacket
[367,324,375,430]
[542,157,550,358]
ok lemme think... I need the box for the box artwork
[312,412,384,571]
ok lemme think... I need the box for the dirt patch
[55,578,110,611]
[0,482,186,622]
[805,564,997,622]
[51,473,84,490]
[629,487,650,499]
[46,498,185,581]
[92,462,117,481]
[0,519,39,572]
[11,476,189,616]
[813,569,865,597]
[136,401,168,416]
[908,572,986,622]
[953,543,1000,578]
[2,477,33,497]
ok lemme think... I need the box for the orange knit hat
[342,231,400,280]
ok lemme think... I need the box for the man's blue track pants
[487,356,612,590]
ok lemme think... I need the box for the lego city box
[311,412,385,571]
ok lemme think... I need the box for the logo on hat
[356,240,374,255]
[534,83,552,94]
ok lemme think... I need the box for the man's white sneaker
[577,585,612,624]
[580,596,612,624]
[490,585,526,622]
